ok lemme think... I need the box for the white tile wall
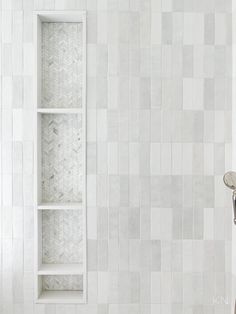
[0,0,233,313]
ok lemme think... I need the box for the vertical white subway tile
[129,239,140,271]
[107,110,118,141]
[12,109,23,141]
[12,76,23,108]
[23,43,33,75]
[87,109,97,142]
[204,208,214,240]
[183,13,193,45]
[129,77,140,109]
[87,78,96,108]
[129,143,139,175]
[2,109,12,141]
[130,46,140,77]
[151,305,161,314]
[108,143,118,174]
[172,143,182,175]
[214,111,225,143]
[88,44,97,78]
[172,12,183,44]
[87,11,97,44]
[140,11,151,47]
[108,44,118,76]
[182,144,193,175]
[193,79,204,110]
[97,12,107,44]
[129,12,139,45]
[161,272,171,304]
[88,207,97,240]
[150,110,161,142]
[97,109,107,141]
[204,46,215,78]
[183,78,193,110]
[108,77,118,109]
[2,77,12,109]
[162,0,172,11]
[151,0,161,11]
[151,13,162,44]
[183,240,193,272]
[98,272,109,304]
[151,272,161,303]
[151,208,160,239]
[162,46,172,78]
[2,43,12,75]
[215,13,226,44]
[160,143,171,175]
[194,46,204,78]
[87,175,97,206]
[97,143,107,175]
[88,272,98,303]
[204,143,214,175]
[160,208,172,240]
[150,143,161,175]
[119,239,129,271]
[22,110,33,141]
[139,110,150,142]
[2,11,12,43]
[140,207,150,240]
[193,13,204,44]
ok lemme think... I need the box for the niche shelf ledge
[37,291,84,304]
[37,108,83,114]
[38,203,83,210]
[38,264,83,275]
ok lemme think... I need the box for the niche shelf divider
[34,11,86,304]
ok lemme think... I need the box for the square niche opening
[41,210,83,264]
[42,275,83,291]
[41,22,83,108]
[40,113,82,204]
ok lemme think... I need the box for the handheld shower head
[223,171,236,190]
[223,171,236,224]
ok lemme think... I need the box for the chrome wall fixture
[223,171,236,225]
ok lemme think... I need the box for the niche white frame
[33,11,87,304]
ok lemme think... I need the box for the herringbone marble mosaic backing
[41,22,83,108]
[41,114,82,203]
[42,210,83,264]
[42,275,83,291]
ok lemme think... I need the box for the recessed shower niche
[34,11,86,304]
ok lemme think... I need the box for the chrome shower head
[223,171,236,225]
[223,171,236,190]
